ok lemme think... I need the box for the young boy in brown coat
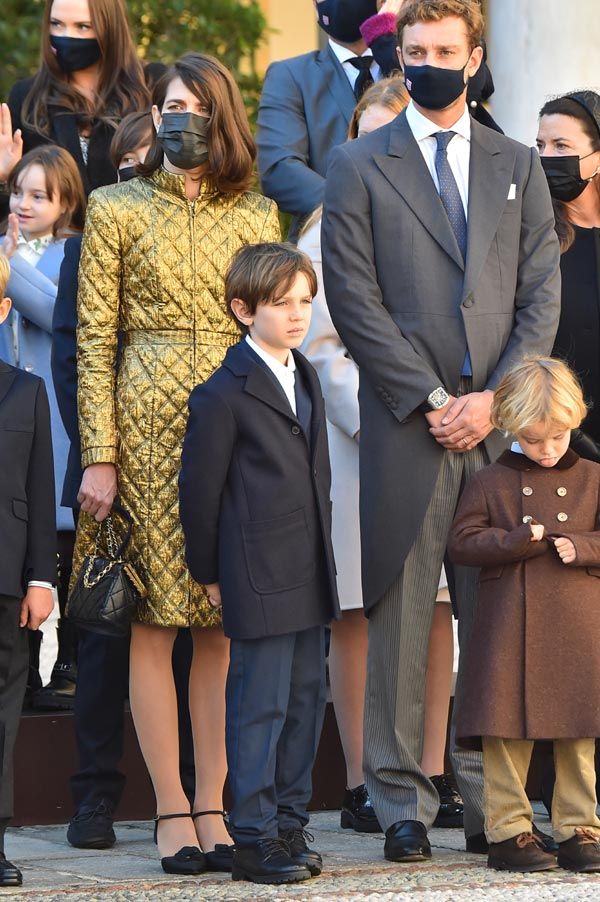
[449,357,600,875]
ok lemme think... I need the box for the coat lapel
[225,342,299,424]
[316,45,357,125]
[464,120,516,294]
[0,362,17,407]
[293,351,323,454]
[373,113,465,270]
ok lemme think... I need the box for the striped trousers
[364,434,488,836]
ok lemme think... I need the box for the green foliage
[0,0,267,118]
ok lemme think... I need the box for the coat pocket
[479,565,503,582]
[242,508,316,595]
[12,499,28,521]
[586,567,600,579]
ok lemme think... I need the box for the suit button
[557,512,568,522]
[557,487,567,497]
[291,425,300,435]
[522,515,533,523]
[463,293,474,308]
[313,468,318,476]
[522,486,533,496]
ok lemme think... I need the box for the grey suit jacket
[322,109,561,610]
[257,45,356,241]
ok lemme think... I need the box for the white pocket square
[507,183,517,200]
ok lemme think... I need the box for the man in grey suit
[321,0,561,862]
[257,1,380,241]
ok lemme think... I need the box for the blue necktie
[434,131,471,375]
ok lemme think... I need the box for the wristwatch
[419,386,450,413]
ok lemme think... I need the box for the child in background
[179,242,340,885]
[0,145,85,710]
[449,357,600,874]
[109,111,153,181]
[0,253,56,886]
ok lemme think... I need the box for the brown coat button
[522,486,533,496]
[557,512,568,522]
[557,487,567,497]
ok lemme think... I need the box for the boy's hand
[0,103,23,182]
[20,586,54,630]
[530,524,545,542]
[77,463,118,521]
[205,583,222,608]
[553,536,577,563]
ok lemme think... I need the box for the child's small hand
[205,582,222,608]
[530,523,545,542]
[1,213,19,258]
[553,536,577,564]
[20,586,54,630]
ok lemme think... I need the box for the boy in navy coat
[0,255,55,886]
[179,242,340,884]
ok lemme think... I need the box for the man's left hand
[429,389,494,451]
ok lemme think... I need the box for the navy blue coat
[179,340,340,640]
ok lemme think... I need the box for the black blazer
[0,361,56,597]
[179,340,340,640]
[51,235,82,509]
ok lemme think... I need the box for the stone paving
[6,808,600,901]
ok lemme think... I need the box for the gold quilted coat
[75,168,280,627]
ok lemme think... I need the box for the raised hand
[1,213,19,258]
[0,103,23,182]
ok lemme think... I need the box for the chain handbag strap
[81,506,135,590]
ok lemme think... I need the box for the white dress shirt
[246,335,297,415]
[405,101,471,217]
[328,39,381,92]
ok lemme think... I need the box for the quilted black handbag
[67,506,146,637]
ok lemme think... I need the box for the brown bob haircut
[138,52,256,194]
[397,0,484,52]
[225,243,318,335]
[22,0,150,136]
[109,111,154,170]
[348,76,409,140]
[7,146,86,236]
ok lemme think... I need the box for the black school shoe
[340,784,382,833]
[279,828,322,876]
[558,830,600,872]
[487,832,558,872]
[67,800,116,849]
[431,773,464,828]
[0,853,22,887]
[232,838,311,884]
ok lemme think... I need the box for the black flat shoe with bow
[192,809,235,872]
[154,813,206,875]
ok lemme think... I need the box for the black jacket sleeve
[25,379,57,585]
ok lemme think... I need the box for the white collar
[246,335,295,377]
[405,100,471,144]
[328,38,373,66]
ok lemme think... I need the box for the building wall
[257,0,319,73]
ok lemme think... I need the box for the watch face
[429,388,449,409]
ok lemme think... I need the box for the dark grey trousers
[0,596,29,852]
[364,439,488,836]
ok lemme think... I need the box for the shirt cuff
[28,581,54,590]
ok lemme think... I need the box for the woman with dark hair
[0,0,157,195]
[74,51,279,875]
[537,91,600,450]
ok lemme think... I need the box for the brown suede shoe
[488,832,559,872]
[558,829,600,872]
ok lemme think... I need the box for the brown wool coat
[448,449,600,746]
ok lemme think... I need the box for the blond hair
[397,0,484,52]
[491,357,588,436]
[0,255,10,298]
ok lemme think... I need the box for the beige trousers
[483,736,600,843]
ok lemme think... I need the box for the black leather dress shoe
[466,824,558,856]
[279,828,322,876]
[67,800,116,849]
[384,820,432,862]
[232,839,311,884]
[0,853,22,887]
[340,784,382,833]
[32,662,77,710]
[431,773,464,828]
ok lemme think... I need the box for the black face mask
[50,35,101,73]
[117,165,137,183]
[156,112,210,170]
[316,0,377,44]
[403,63,469,111]
[540,152,599,202]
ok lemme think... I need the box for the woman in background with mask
[74,52,280,875]
[0,0,159,196]
[537,91,600,449]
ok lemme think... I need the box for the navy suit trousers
[226,625,326,845]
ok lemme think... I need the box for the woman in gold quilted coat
[75,53,280,871]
